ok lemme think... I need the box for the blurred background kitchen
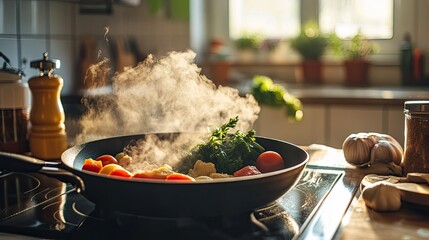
[1,0,429,149]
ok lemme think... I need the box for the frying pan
[0,133,308,218]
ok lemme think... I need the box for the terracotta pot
[344,60,369,86]
[209,61,230,86]
[302,60,323,84]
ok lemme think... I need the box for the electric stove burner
[0,167,345,240]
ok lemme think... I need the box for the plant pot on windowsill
[302,60,323,84]
[328,32,378,87]
[290,21,328,84]
[344,59,370,86]
[209,61,231,86]
[234,33,262,62]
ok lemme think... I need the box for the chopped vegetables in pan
[82,117,285,181]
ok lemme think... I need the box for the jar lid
[404,101,429,113]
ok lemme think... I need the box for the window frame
[199,0,418,64]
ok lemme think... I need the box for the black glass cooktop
[0,167,344,240]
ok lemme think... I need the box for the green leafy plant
[328,32,378,60]
[184,117,265,175]
[234,33,263,51]
[290,21,328,60]
[251,75,303,121]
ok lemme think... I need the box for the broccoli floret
[186,117,265,175]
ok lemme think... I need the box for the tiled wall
[0,0,190,96]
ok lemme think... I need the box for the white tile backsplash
[50,38,75,95]
[2,0,190,95]
[0,38,19,68]
[49,2,76,35]
[20,0,48,35]
[20,38,48,81]
[0,0,17,34]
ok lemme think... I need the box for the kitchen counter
[231,80,429,106]
[1,144,427,239]
[306,144,429,240]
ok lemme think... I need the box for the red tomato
[82,158,103,173]
[256,151,285,173]
[165,173,195,182]
[96,155,118,166]
[233,166,262,177]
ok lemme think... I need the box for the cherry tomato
[256,151,285,173]
[233,166,261,177]
[96,155,118,166]
[82,158,103,173]
[165,173,195,182]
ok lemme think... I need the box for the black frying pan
[0,133,308,218]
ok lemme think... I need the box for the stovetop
[0,166,347,240]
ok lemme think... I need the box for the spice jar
[402,101,429,174]
[28,52,67,160]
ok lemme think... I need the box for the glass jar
[402,101,429,174]
[0,68,31,153]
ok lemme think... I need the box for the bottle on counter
[28,52,67,160]
[402,101,429,174]
[0,53,31,153]
[413,48,425,82]
[400,32,413,86]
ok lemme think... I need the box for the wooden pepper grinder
[28,52,67,160]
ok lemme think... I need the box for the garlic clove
[368,132,403,165]
[362,181,401,212]
[370,140,396,164]
[342,133,376,167]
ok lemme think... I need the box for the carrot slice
[82,158,103,173]
[165,173,195,182]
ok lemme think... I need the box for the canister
[402,100,429,174]
[0,58,30,153]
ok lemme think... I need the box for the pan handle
[0,151,85,192]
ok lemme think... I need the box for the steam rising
[76,51,260,147]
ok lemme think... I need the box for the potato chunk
[115,153,133,168]
[188,160,216,178]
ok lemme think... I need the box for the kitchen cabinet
[255,104,327,146]
[329,105,384,148]
[255,104,404,149]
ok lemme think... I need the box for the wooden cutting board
[339,189,429,239]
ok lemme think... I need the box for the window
[319,0,394,39]
[229,0,300,39]
[228,0,394,40]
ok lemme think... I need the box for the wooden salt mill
[28,52,67,160]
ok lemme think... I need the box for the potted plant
[329,32,378,86]
[208,39,231,86]
[290,21,328,83]
[260,38,283,62]
[234,33,262,62]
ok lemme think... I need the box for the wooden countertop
[340,196,429,239]
[305,144,429,240]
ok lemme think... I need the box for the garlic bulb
[342,133,376,167]
[362,181,401,212]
